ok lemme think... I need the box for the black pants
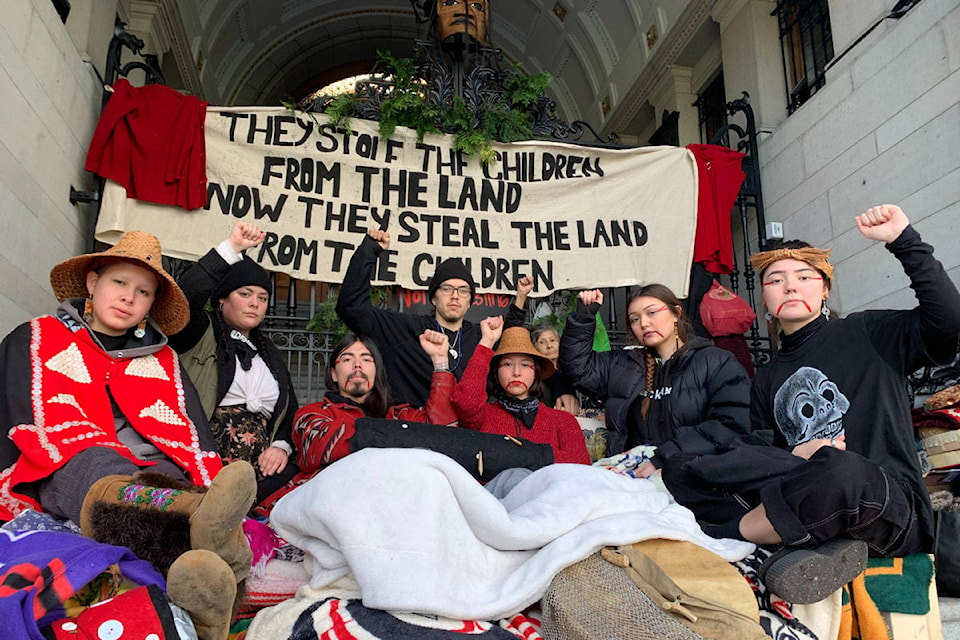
[37,446,187,524]
[662,446,921,557]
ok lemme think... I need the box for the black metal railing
[710,92,775,369]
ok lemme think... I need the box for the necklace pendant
[449,347,458,359]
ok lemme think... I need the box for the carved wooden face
[437,0,489,43]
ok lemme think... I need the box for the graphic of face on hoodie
[773,366,849,446]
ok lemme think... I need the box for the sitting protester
[452,317,590,465]
[560,283,753,477]
[0,231,256,639]
[170,221,299,505]
[664,205,960,604]
[336,228,527,406]
[256,330,457,513]
[530,320,581,416]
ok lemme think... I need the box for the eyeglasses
[438,284,472,297]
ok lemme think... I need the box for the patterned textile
[593,444,659,478]
[733,547,820,640]
[212,406,270,479]
[838,554,934,640]
[0,529,165,639]
[245,587,540,640]
[236,559,309,619]
[1,509,80,535]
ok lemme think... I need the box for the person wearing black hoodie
[560,283,754,478]
[668,205,960,604]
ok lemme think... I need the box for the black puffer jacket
[560,303,754,463]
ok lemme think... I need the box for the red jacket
[85,78,208,209]
[451,346,590,465]
[0,315,222,521]
[255,372,456,514]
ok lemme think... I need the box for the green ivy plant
[302,51,552,165]
[306,286,392,342]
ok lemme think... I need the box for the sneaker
[759,538,868,604]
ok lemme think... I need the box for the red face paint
[776,300,812,314]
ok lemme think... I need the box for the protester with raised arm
[561,283,753,477]
[256,330,457,514]
[336,228,526,406]
[170,221,299,505]
[452,316,590,465]
[664,205,960,604]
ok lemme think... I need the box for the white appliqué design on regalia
[46,393,87,417]
[44,343,91,383]
[124,354,170,380]
[139,399,187,426]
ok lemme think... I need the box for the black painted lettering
[220,112,247,142]
[376,250,398,281]
[297,195,323,228]
[324,240,354,272]
[397,211,420,242]
[511,221,532,248]
[206,182,233,213]
[412,253,435,287]
[633,221,648,246]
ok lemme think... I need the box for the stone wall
[756,0,960,314]
[0,0,107,335]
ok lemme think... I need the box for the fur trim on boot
[86,502,191,575]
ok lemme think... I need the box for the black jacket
[168,248,297,449]
[336,235,525,406]
[560,303,754,462]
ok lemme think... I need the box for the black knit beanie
[210,257,272,304]
[427,258,476,301]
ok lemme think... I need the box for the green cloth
[593,313,610,352]
[841,553,932,615]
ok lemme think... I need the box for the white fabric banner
[96,107,698,295]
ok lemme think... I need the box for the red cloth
[255,372,456,515]
[687,144,746,274]
[85,78,208,210]
[451,346,591,465]
[1,316,222,521]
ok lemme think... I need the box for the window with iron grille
[695,72,728,144]
[775,0,834,114]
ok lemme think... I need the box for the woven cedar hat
[494,326,555,379]
[49,231,189,335]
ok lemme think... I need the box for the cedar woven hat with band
[494,326,555,379]
[49,231,190,335]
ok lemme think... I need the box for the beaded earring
[764,311,773,321]
[83,297,94,324]
[134,318,147,339]
[821,302,831,319]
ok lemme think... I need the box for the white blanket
[271,448,755,621]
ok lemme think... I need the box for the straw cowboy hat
[494,326,555,378]
[49,231,190,335]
